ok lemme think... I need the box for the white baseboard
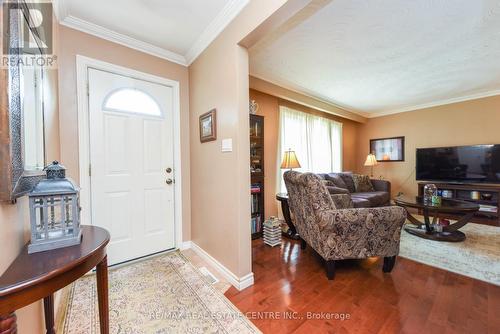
[179,241,192,251]
[186,241,254,291]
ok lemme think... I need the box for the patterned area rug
[399,222,500,286]
[60,252,260,334]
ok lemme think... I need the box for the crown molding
[250,74,500,120]
[250,73,370,120]
[54,0,249,67]
[367,89,500,118]
[185,0,250,65]
[59,15,187,66]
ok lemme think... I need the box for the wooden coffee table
[394,196,479,242]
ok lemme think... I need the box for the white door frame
[76,55,183,250]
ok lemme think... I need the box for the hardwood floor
[225,239,500,334]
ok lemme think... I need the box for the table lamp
[364,153,378,177]
[281,149,301,170]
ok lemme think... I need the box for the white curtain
[277,105,343,193]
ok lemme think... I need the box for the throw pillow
[325,174,348,190]
[338,172,356,193]
[352,174,375,192]
[321,180,336,187]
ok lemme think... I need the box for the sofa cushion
[352,197,371,208]
[337,172,356,193]
[325,173,348,190]
[352,191,390,207]
[352,174,375,192]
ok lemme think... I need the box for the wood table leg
[96,255,109,334]
[43,295,55,334]
[279,197,299,240]
[0,312,17,334]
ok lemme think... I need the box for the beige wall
[249,89,360,218]
[0,200,44,333]
[355,95,500,198]
[57,25,191,241]
[189,0,287,278]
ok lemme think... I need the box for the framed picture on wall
[370,136,405,162]
[199,109,217,143]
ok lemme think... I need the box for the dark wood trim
[0,312,17,334]
[250,114,264,238]
[43,295,55,334]
[417,182,500,226]
[369,136,405,162]
[96,256,109,334]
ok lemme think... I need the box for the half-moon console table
[0,225,110,334]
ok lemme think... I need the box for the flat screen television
[416,144,500,183]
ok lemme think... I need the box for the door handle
[166,178,173,185]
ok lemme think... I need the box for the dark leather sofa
[316,172,391,208]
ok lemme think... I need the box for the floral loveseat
[283,171,407,280]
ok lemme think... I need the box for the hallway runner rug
[60,251,260,333]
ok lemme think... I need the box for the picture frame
[199,109,217,143]
[369,136,405,162]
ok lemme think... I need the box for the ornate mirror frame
[0,0,47,202]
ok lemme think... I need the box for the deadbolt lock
[166,167,172,173]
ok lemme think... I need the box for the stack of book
[251,196,259,215]
[263,217,281,247]
[251,216,261,234]
[251,184,261,193]
[251,184,261,215]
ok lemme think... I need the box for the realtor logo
[3,1,53,54]
[2,1,55,67]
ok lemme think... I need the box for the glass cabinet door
[250,115,264,176]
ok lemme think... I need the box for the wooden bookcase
[418,182,500,226]
[250,115,265,239]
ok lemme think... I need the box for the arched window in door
[103,88,162,117]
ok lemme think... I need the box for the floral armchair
[284,171,406,280]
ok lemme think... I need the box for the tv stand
[418,182,500,226]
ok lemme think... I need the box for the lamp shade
[281,150,301,169]
[364,153,378,167]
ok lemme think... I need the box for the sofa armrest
[371,179,391,194]
[326,186,350,195]
[314,206,406,260]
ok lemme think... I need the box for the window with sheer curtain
[277,105,343,193]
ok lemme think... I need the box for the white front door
[88,68,175,265]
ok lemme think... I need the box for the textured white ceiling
[249,0,500,116]
[64,0,231,55]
